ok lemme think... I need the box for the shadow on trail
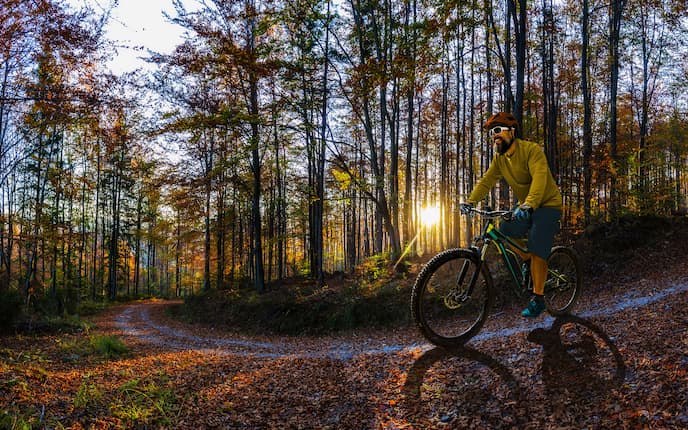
[528,314,626,417]
[402,345,528,427]
[401,315,626,427]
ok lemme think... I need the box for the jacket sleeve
[524,147,550,209]
[468,156,501,204]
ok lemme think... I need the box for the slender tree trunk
[315,0,331,286]
[609,1,622,218]
[384,0,400,257]
[107,155,122,301]
[638,17,651,212]
[216,184,226,289]
[248,3,265,293]
[92,141,101,300]
[440,53,448,250]
[504,0,513,112]
[77,152,88,299]
[582,0,593,224]
[203,133,213,291]
[511,0,527,127]
[175,210,181,297]
[403,0,417,253]
[541,0,558,176]
[134,190,142,296]
[24,132,50,302]
[271,85,284,281]
[610,0,627,218]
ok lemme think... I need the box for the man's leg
[521,207,560,318]
[506,242,530,262]
[522,253,548,318]
[530,255,547,295]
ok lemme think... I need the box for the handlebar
[465,207,514,221]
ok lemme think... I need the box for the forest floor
[2,217,688,429]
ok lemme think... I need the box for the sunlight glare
[420,205,441,227]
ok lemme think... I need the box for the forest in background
[0,0,687,317]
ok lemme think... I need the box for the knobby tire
[411,248,494,347]
[544,246,582,316]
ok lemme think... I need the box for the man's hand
[514,204,533,221]
[459,202,474,215]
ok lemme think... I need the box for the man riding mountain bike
[460,112,563,318]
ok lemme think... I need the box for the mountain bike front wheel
[544,246,581,316]
[411,248,494,347]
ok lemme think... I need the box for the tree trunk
[134,190,142,296]
[315,0,331,286]
[248,2,265,293]
[511,0,527,128]
[609,0,626,218]
[582,0,593,225]
[203,132,213,291]
[403,0,417,253]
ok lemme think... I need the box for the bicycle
[411,207,581,347]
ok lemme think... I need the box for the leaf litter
[1,248,688,428]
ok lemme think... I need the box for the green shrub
[77,300,108,316]
[181,267,413,335]
[0,289,24,333]
[30,289,65,316]
[89,335,129,358]
[57,335,92,359]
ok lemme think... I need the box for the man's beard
[496,138,513,154]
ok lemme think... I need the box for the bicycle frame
[471,210,531,293]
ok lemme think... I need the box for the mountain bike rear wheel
[544,246,581,316]
[411,248,494,347]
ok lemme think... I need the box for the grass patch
[56,336,92,359]
[0,409,33,430]
[74,374,103,409]
[89,335,129,359]
[73,373,177,427]
[111,376,175,426]
[57,332,128,362]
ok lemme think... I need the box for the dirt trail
[113,276,688,359]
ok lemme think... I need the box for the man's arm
[468,157,501,204]
[524,147,551,209]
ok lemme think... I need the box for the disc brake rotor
[444,288,468,309]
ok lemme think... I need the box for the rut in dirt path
[114,279,688,360]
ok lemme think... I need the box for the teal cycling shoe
[522,296,546,318]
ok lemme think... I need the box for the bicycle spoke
[544,247,581,316]
[412,249,493,346]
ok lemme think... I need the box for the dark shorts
[499,207,561,260]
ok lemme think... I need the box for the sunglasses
[488,126,512,137]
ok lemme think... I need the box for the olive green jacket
[468,138,562,210]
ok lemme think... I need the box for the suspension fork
[454,244,487,298]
